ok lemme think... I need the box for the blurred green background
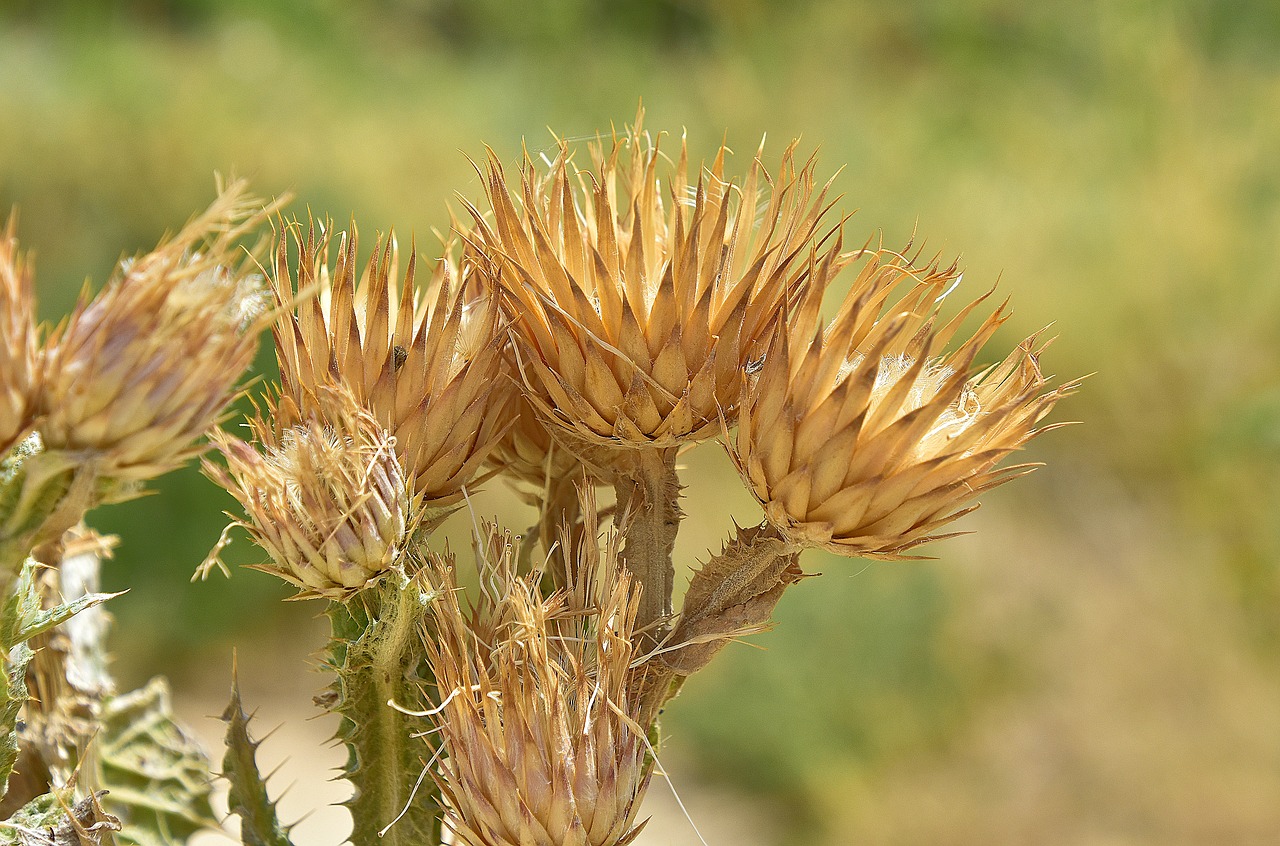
[4,1,1280,842]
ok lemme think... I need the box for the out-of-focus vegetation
[3,1,1280,843]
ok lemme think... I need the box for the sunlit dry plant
[41,181,270,482]
[732,244,1079,558]
[205,386,409,599]
[0,119,1081,846]
[425,518,651,846]
[486,393,588,503]
[0,216,38,456]
[270,223,513,520]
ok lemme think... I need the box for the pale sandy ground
[175,660,776,846]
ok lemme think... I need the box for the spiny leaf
[0,641,33,801]
[0,562,42,652]
[12,591,122,650]
[0,789,121,845]
[220,675,295,846]
[96,678,218,846]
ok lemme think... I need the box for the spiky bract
[40,182,269,481]
[425,524,651,846]
[206,387,408,599]
[473,115,837,463]
[0,218,38,457]
[733,247,1078,558]
[271,223,512,510]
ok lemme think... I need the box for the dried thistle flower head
[472,112,836,462]
[205,387,409,599]
[40,182,271,481]
[425,523,651,846]
[271,222,512,511]
[733,246,1078,558]
[0,215,39,456]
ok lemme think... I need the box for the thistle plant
[0,116,1076,846]
[0,179,277,843]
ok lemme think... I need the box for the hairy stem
[326,577,439,846]
[613,447,681,642]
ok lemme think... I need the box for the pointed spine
[324,575,441,846]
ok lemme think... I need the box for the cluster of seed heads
[0,117,1076,846]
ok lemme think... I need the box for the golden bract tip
[40,181,273,481]
[733,247,1078,558]
[470,113,839,464]
[205,387,409,599]
[271,220,514,510]
[425,524,650,846]
[0,215,39,456]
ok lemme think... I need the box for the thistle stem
[613,447,681,641]
[326,579,440,846]
[536,469,585,593]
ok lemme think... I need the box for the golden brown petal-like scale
[0,217,39,456]
[41,183,270,480]
[425,524,650,846]
[470,116,840,456]
[271,223,514,509]
[733,247,1079,558]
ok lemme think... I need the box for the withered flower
[205,387,409,599]
[733,246,1077,558]
[473,115,837,461]
[0,216,38,456]
[425,524,651,846]
[271,224,512,512]
[41,183,270,481]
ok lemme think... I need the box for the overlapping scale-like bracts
[426,525,650,846]
[733,245,1079,558]
[41,184,268,481]
[0,218,38,457]
[206,387,409,599]
[270,223,514,511]
[471,116,837,467]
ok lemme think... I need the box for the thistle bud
[733,248,1078,558]
[426,527,651,846]
[474,111,835,461]
[206,389,409,598]
[41,184,270,481]
[0,217,38,456]
[271,223,512,511]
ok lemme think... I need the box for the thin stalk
[537,469,584,592]
[613,447,681,642]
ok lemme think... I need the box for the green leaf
[96,678,218,846]
[220,675,295,846]
[0,563,42,653]
[0,789,121,845]
[0,559,120,653]
[0,642,33,802]
[13,591,123,649]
